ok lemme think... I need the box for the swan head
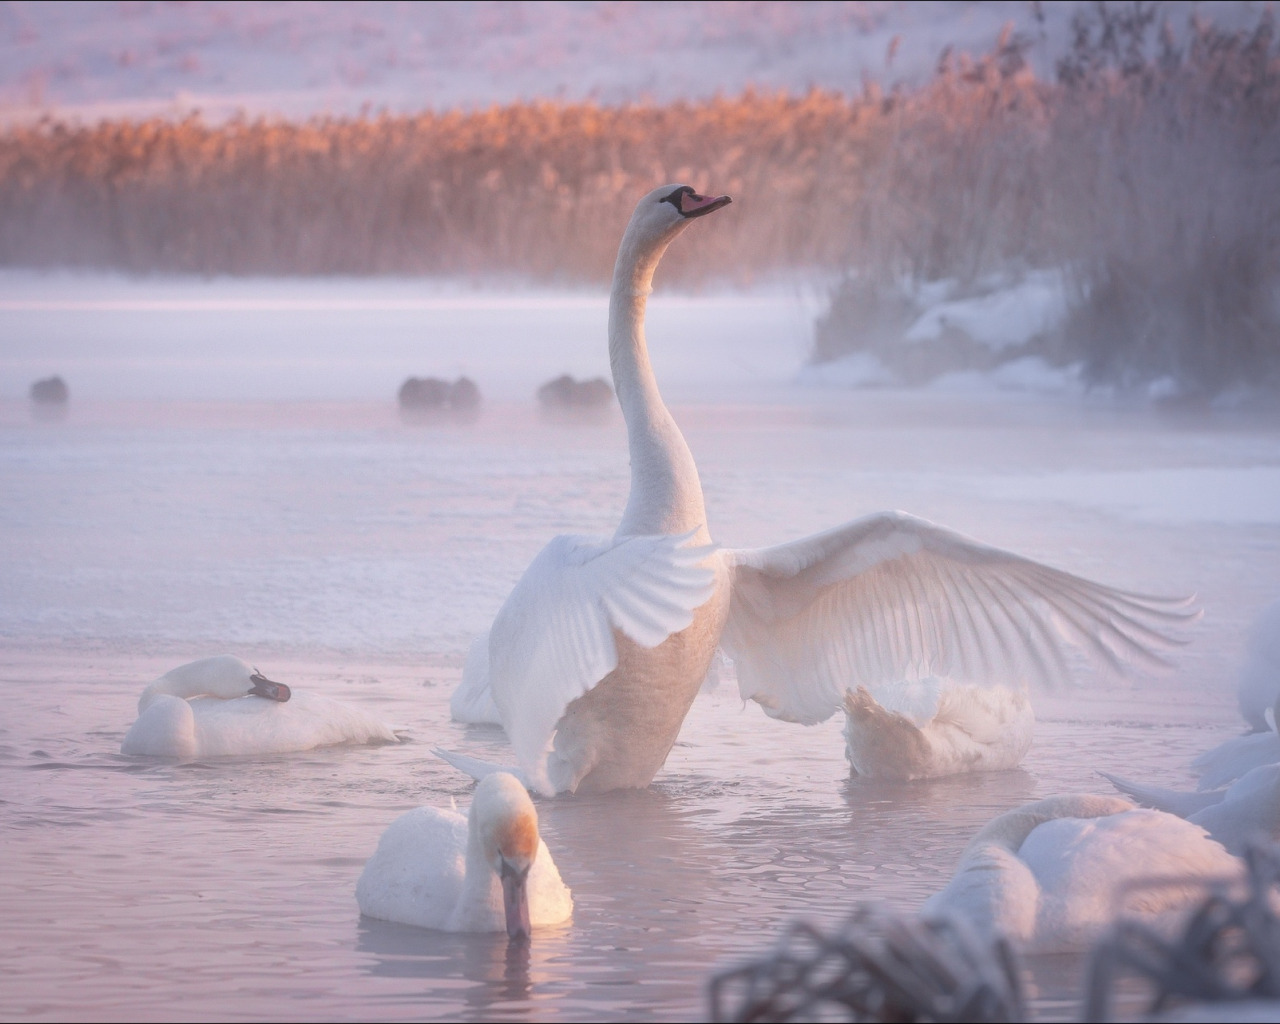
[248,670,291,703]
[616,185,731,277]
[469,772,541,941]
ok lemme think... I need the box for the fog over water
[2,274,1279,1021]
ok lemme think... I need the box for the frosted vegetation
[1,5,1277,396]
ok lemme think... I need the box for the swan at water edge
[120,655,399,758]
[445,183,1197,795]
[356,772,572,938]
[921,794,1243,953]
[1103,763,1280,855]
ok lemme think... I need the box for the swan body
[843,679,1034,780]
[356,772,572,938]
[921,794,1243,953]
[1103,764,1280,855]
[448,184,1196,795]
[121,655,398,758]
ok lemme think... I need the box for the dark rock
[398,375,481,420]
[398,376,451,409]
[450,376,480,409]
[30,376,69,404]
[537,374,613,408]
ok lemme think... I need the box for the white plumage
[1104,763,1280,856]
[448,183,1196,795]
[842,679,1034,780]
[921,794,1242,953]
[356,772,572,937]
[120,655,398,758]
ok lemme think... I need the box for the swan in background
[446,183,1197,796]
[120,655,399,758]
[451,635,501,724]
[921,794,1243,953]
[1103,764,1280,855]
[1235,596,1280,732]
[1192,704,1280,790]
[1190,598,1280,788]
[356,772,572,938]
[843,679,1034,780]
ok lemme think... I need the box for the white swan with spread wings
[445,184,1196,795]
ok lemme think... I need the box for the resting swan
[446,183,1196,795]
[356,772,572,938]
[120,655,398,758]
[921,794,1243,953]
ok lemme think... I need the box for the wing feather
[722,511,1198,725]
[489,530,717,789]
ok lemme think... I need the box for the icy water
[3,279,1280,1021]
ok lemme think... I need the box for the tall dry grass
[0,92,873,285]
[2,4,1277,393]
[815,6,1280,394]
[1047,5,1280,393]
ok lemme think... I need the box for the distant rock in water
[30,376,69,405]
[450,376,480,410]
[399,376,451,409]
[537,374,613,409]
[398,376,481,419]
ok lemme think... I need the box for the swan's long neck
[137,656,251,713]
[460,821,499,910]
[609,228,708,540]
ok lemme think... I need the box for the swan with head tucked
[120,655,398,758]
[355,772,572,939]
[921,794,1243,953]
[445,183,1196,795]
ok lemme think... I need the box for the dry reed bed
[1,7,1277,391]
[0,92,878,282]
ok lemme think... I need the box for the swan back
[842,680,1034,779]
[923,794,1242,952]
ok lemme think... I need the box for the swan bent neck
[608,193,710,539]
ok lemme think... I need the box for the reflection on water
[1,389,1277,1021]
[357,920,543,1011]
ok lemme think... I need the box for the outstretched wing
[489,530,717,790]
[721,511,1198,725]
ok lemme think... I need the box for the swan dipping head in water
[356,772,572,940]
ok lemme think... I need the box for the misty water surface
[2,279,1279,1021]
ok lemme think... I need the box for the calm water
[3,285,1280,1020]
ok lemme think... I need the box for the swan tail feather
[433,747,531,789]
[1099,770,1222,818]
